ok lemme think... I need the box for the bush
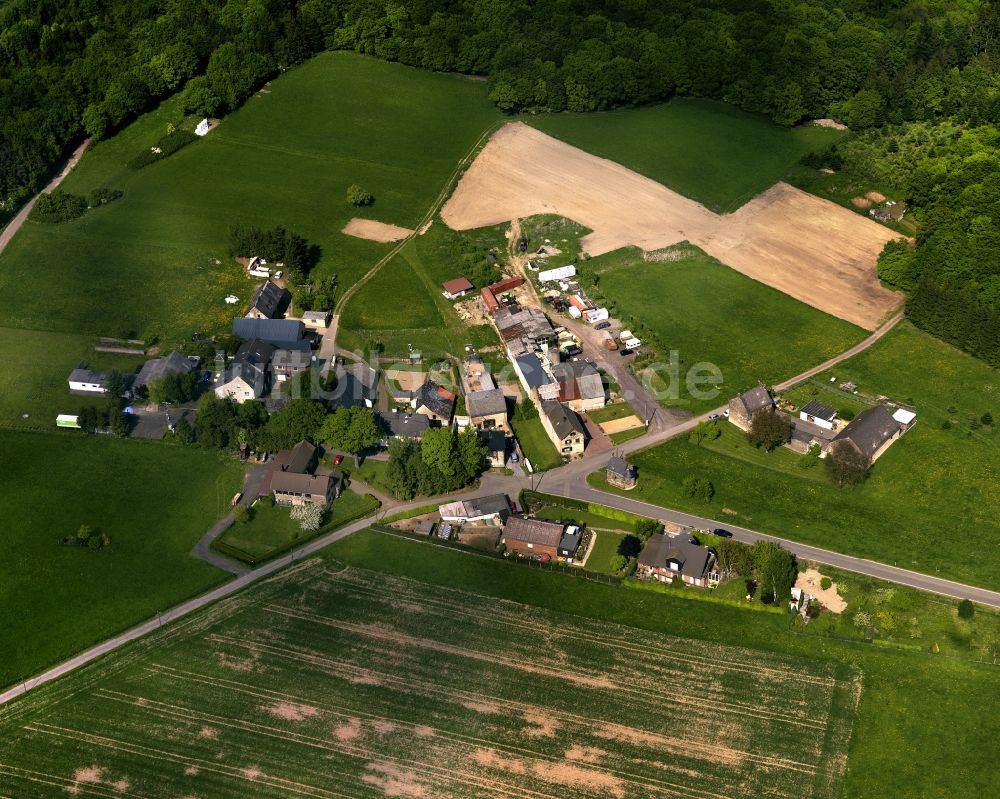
[982,411,993,426]
[347,184,375,206]
[128,129,197,169]
[941,419,953,430]
[233,506,250,524]
[820,576,832,590]
[958,599,975,619]
[89,187,123,206]
[682,476,715,502]
[609,554,627,572]
[30,190,87,223]
[838,407,856,421]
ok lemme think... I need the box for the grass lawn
[511,412,562,471]
[598,322,1000,590]
[316,530,1000,798]
[213,490,379,564]
[584,529,629,574]
[530,98,843,213]
[589,244,866,413]
[340,221,507,360]
[610,426,647,445]
[587,401,637,425]
[0,430,244,688]
[781,379,875,420]
[0,52,501,346]
[0,327,148,431]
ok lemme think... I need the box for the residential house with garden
[637,534,718,588]
[831,404,902,465]
[501,516,581,560]
[727,385,773,431]
[245,279,291,320]
[413,379,456,425]
[539,400,586,455]
[266,440,342,509]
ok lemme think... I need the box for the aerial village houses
[501,516,582,560]
[214,338,273,403]
[330,362,379,409]
[441,277,474,300]
[67,368,113,394]
[245,279,291,320]
[413,379,456,425]
[438,494,512,526]
[637,534,718,587]
[300,310,330,330]
[539,399,586,455]
[132,350,199,397]
[831,404,902,465]
[480,429,507,467]
[727,384,774,431]
[467,388,508,431]
[232,318,307,350]
[271,349,312,382]
[266,440,342,508]
[377,410,430,442]
[552,361,605,412]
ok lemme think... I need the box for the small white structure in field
[799,400,839,431]
[619,330,634,342]
[584,308,608,323]
[195,118,211,137]
[224,295,239,305]
[623,337,641,350]
[568,306,582,319]
[893,407,917,432]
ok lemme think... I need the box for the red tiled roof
[443,277,474,294]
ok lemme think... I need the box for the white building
[799,400,839,431]
[538,264,576,283]
[68,368,108,393]
[195,118,211,136]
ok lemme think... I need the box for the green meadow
[0,52,501,345]
[0,430,244,687]
[530,98,842,212]
[587,245,866,413]
[595,322,1000,590]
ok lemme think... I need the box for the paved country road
[0,138,90,256]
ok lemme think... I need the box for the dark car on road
[713,528,733,538]
[595,321,611,330]
[619,348,632,357]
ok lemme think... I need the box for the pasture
[0,430,244,688]
[0,560,860,799]
[0,52,501,344]
[590,245,866,413]
[600,322,1000,590]
[530,98,842,212]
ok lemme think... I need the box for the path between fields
[0,139,90,257]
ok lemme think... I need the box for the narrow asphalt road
[0,138,90,256]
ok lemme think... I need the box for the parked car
[619,348,632,357]
[230,492,243,508]
[510,451,519,462]
[708,413,721,420]
[595,321,611,330]
[333,454,344,465]
[723,409,730,417]
[713,528,733,538]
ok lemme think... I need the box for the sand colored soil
[386,369,426,392]
[598,415,643,435]
[812,118,848,130]
[342,218,414,243]
[851,197,871,209]
[797,568,847,613]
[442,123,904,329]
[865,191,887,202]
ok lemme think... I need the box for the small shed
[195,118,211,137]
[442,277,474,299]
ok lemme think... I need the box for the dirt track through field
[441,123,903,329]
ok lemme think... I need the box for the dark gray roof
[378,410,430,438]
[69,367,108,385]
[232,317,305,346]
[800,400,838,421]
[833,405,898,460]
[515,353,550,389]
[272,349,312,370]
[467,493,511,522]
[737,385,772,415]
[467,388,507,418]
[558,528,582,555]
[329,363,379,409]
[279,440,317,474]
[235,338,276,366]
[638,534,714,580]
[480,429,506,453]
[541,400,585,440]
[247,280,290,318]
[414,380,455,420]
[133,351,197,389]
[607,455,635,479]
[503,516,564,547]
[216,361,264,391]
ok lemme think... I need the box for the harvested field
[442,123,903,329]
[342,217,415,243]
[599,415,644,435]
[0,561,861,799]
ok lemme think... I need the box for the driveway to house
[0,138,90,256]
[191,462,272,575]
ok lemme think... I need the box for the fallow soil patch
[442,123,902,329]
[343,218,415,242]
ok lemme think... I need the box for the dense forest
[2,0,1000,361]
